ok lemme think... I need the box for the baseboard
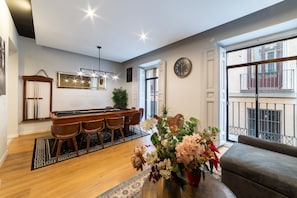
[0,149,8,168]
[19,130,49,135]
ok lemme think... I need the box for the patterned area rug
[96,145,230,198]
[31,130,148,170]
[97,169,151,198]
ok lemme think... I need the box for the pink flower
[175,133,205,168]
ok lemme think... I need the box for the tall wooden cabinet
[22,75,53,121]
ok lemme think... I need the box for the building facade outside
[227,37,297,146]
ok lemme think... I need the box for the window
[228,38,297,92]
[248,42,282,89]
[226,37,297,145]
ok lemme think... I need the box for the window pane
[146,68,158,78]
[227,37,297,66]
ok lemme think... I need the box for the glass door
[145,68,158,119]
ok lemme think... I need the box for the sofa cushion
[221,143,297,197]
[238,135,297,157]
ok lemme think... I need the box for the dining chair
[124,111,142,135]
[81,119,105,153]
[51,122,80,163]
[105,117,125,145]
[153,114,184,135]
[139,108,144,120]
[168,114,184,135]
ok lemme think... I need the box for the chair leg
[119,128,125,142]
[125,124,130,134]
[56,139,63,163]
[72,137,79,157]
[111,130,114,145]
[97,133,104,149]
[51,139,57,155]
[86,135,91,153]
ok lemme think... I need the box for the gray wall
[18,37,126,134]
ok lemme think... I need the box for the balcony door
[145,68,158,119]
[226,37,297,145]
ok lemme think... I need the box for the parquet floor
[0,132,153,198]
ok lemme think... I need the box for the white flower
[157,158,173,179]
[140,118,157,131]
[146,151,159,165]
[161,139,169,147]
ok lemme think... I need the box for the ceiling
[6,0,284,63]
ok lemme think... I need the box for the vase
[157,178,181,198]
[186,172,201,187]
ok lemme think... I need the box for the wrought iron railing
[228,100,297,146]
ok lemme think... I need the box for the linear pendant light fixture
[78,46,119,80]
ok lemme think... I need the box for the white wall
[123,1,297,145]
[0,0,19,166]
[7,39,18,140]
[18,37,126,134]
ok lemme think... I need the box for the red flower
[208,141,220,153]
[211,156,220,170]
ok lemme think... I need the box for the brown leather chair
[154,114,184,135]
[168,114,184,135]
[124,111,142,134]
[81,119,105,153]
[105,117,125,145]
[139,108,144,120]
[51,122,80,163]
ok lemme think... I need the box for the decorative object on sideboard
[78,46,119,80]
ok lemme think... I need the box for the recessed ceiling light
[138,32,149,43]
[82,4,99,21]
[86,8,96,18]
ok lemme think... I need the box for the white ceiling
[31,0,283,63]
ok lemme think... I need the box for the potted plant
[112,87,128,109]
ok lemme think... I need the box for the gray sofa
[220,135,297,198]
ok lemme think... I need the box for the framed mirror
[57,72,106,90]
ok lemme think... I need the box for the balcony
[240,69,295,92]
[228,99,297,146]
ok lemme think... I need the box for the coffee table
[141,174,236,198]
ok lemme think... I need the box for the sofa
[220,135,297,198]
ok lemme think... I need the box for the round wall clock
[174,57,192,78]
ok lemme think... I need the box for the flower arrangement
[131,114,220,188]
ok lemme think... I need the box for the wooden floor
[0,132,154,198]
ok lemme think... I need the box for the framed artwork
[97,76,107,90]
[0,36,6,95]
[57,72,106,90]
[127,67,132,82]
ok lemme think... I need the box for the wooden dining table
[51,108,138,125]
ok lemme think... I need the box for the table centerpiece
[131,113,220,196]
